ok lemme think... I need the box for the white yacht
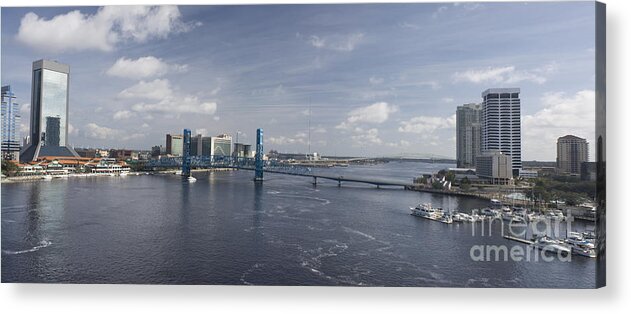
[453,212,475,223]
[42,174,53,181]
[564,232,596,257]
[410,203,443,220]
[187,175,197,182]
[531,236,571,255]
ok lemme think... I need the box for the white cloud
[106,56,187,79]
[84,122,144,141]
[398,22,420,30]
[385,140,411,148]
[398,114,456,135]
[453,64,557,85]
[84,123,119,140]
[304,32,365,52]
[132,97,217,115]
[268,132,308,145]
[523,90,595,161]
[432,6,449,19]
[19,103,31,116]
[313,126,327,134]
[442,97,454,103]
[336,102,398,129]
[16,6,197,53]
[369,76,384,85]
[350,128,382,145]
[195,128,208,136]
[118,79,173,100]
[117,78,218,115]
[113,110,136,120]
[68,123,79,136]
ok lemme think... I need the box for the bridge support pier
[338,180,341,187]
[376,185,380,189]
[313,177,317,185]
[254,128,264,181]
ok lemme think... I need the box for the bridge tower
[254,128,264,181]
[182,128,191,176]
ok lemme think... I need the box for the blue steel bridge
[145,128,416,189]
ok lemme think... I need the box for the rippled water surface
[1,162,596,287]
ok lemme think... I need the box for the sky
[1,3,596,160]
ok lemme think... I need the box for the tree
[1,160,20,177]
[460,177,471,191]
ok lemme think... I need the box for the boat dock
[503,235,533,245]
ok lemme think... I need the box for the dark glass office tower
[20,59,78,161]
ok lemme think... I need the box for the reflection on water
[1,162,596,287]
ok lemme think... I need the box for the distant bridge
[146,128,417,188]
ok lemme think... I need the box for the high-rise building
[165,134,183,156]
[456,103,481,168]
[481,88,521,175]
[211,134,232,157]
[557,135,588,174]
[21,60,78,161]
[1,85,21,160]
[201,136,212,156]
[233,143,252,158]
[191,134,203,156]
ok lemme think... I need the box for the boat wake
[342,227,376,241]
[2,240,52,255]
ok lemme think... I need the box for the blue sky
[1,3,596,160]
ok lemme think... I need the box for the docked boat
[453,212,475,223]
[531,236,571,255]
[439,215,453,224]
[410,203,443,220]
[564,232,596,257]
[509,215,526,224]
[501,207,514,221]
[480,208,501,219]
[42,174,53,181]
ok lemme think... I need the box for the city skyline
[1,3,596,160]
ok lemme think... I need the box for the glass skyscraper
[1,85,21,160]
[20,59,78,161]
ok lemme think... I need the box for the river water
[1,161,596,287]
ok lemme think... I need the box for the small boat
[42,175,53,181]
[439,215,453,224]
[480,208,501,219]
[510,216,526,224]
[187,176,197,182]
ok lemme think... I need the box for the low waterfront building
[475,150,513,185]
[518,169,539,179]
[85,158,130,174]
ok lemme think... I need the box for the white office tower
[481,88,521,175]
